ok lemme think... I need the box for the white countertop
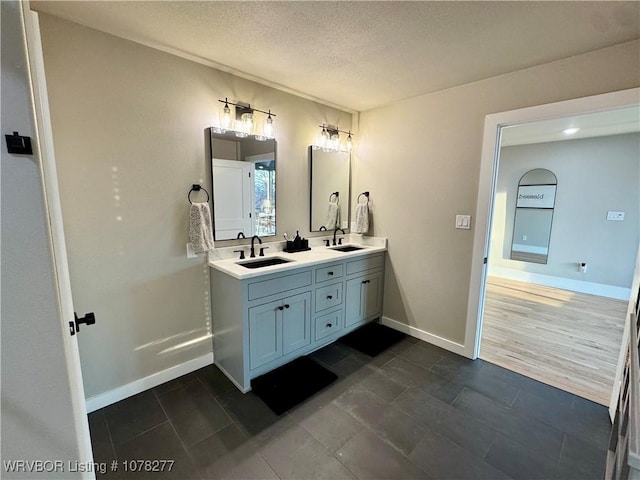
[208,234,387,280]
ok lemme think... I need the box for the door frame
[21,2,94,467]
[464,87,640,418]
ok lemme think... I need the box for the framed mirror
[510,168,557,264]
[209,129,276,240]
[309,147,350,232]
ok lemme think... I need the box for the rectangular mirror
[209,129,276,240]
[309,147,350,232]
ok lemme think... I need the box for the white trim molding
[466,87,640,362]
[489,267,631,301]
[85,353,214,412]
[380,316,467,357]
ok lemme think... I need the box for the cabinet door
[362,272,383,319]
[248,299,282,369]
[282,292,311,355]
[345,272,383,327]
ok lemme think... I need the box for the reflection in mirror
[209,129,276,240]
[309,147,350,231]
[510,168,557,264]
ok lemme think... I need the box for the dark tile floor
[88,336,612,479]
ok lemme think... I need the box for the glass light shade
[235,113,253,137]
[263,115,274,138]
[346,134,353,152]
[330,132,340,151]
[221,103,232,131]
[242,113,254,135]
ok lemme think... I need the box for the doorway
[465,88,640,414]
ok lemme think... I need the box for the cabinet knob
[284,304,290,309]
[326,323,332,328]
[328,271,334,276]
[327,295,333,300]
[278,306,284,311]
[362,280,370,284]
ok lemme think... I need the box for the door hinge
[71,311,96,336]
[483,257,488,264]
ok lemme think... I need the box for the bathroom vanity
[209,237,386,391]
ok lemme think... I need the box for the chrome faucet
[332,228,345,246]
[250,235,262,258]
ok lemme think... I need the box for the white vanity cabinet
[210,250,385,392]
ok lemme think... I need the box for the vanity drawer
[248,270,312,301]
[315,309,343,341]
[315,263,344,283]
[314,282,343,313]
[346,253,384,275]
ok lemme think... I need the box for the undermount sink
[238,257,293,269]
[329,245,365,252]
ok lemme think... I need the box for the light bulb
[346,132,353,152]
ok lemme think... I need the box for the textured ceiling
[31,1,640,112]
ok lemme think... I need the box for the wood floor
[480,276,627,406]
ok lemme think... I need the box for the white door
[2,3,93,476]
[212,158,252,239]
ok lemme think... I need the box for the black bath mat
[250,356,337,415]
[338,322,406,357]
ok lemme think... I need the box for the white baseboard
[215,361,250,393]
[380,316,468,358]
[85,353,214,413]
[489,267,631,300]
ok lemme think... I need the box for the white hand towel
[189,202,214,254]
[354,203,369,234]
[326,202,339,230]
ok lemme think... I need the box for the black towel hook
[188,184,210,204]
[329,192,339,202]
[358,191,370,204]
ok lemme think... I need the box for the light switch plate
[186,243,198,259]
[607,211,625,221]
[456,215,471,229]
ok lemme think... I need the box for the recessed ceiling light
[563,127,580,135]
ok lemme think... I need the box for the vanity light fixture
[563,127,580,135]
[216,98,277,140]
[313,124,354,152]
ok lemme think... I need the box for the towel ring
[358,191,370,204]
[329,192,339,202]
[188,184,210,204]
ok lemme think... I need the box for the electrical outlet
[606,211,625,221]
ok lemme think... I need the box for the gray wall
[356,40,639,345]
[38,14,352,399]
[490,133,640,287]
[1,2,87,476]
